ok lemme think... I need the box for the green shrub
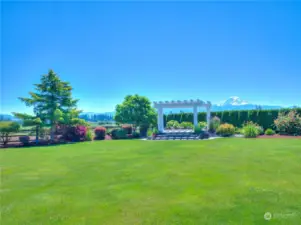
[274,110,301,135]
[139,124,149,137]
[265,128,275,135]
[152,128,159,135]
[180,121,193,129]
[147,128,153,137]
[256,125,264,135]
[216,123,235,137]
[194,125,202,134]
[85,129,94,141]
[209,116,221,132]
[166,120,180,129]
[132,131,140,138]
[166,120,175,129]
[116,129,127,139]
[111,128,128,139]
[243,122,259,138]
[198,121,207,130]
[234,127,243,134]
[0,121,20,146]
[110,128,119,139]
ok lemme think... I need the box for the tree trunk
[35,126,39,144]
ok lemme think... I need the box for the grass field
[1,139,301,224]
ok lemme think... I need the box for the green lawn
[1,139,301,225]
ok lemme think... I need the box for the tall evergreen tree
[14,69,83,140]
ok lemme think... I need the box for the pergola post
[157,106,164,133]
[193,105,198,127]
[206,105,211,131]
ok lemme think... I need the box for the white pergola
[153,99,212,133]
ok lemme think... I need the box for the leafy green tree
[0,121,20,146]
[14,69,83,140]
[114,94,156,135]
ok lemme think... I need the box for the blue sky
[2,1,301,114]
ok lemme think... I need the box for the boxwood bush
[265,128,275,135]
[180,121,193,129]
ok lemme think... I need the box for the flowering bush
[243,122,259,138]
[209,116,221,133]
[122,124,132,134]
[216,123,235,137]
[274,110,301,135]
[63,126,87,142]
[94,126,106,140]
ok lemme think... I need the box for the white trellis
[153,99,212,133]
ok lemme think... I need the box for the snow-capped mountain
[212,96,282,111]
[219,96,249,106]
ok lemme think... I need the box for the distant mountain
[79,112,115,121]
[219,96,249,106]
[211,96,283,112]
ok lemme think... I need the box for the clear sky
[1,1,301,114]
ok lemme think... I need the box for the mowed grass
[1,139,301,225]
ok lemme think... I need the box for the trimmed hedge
[163,108,301,130]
